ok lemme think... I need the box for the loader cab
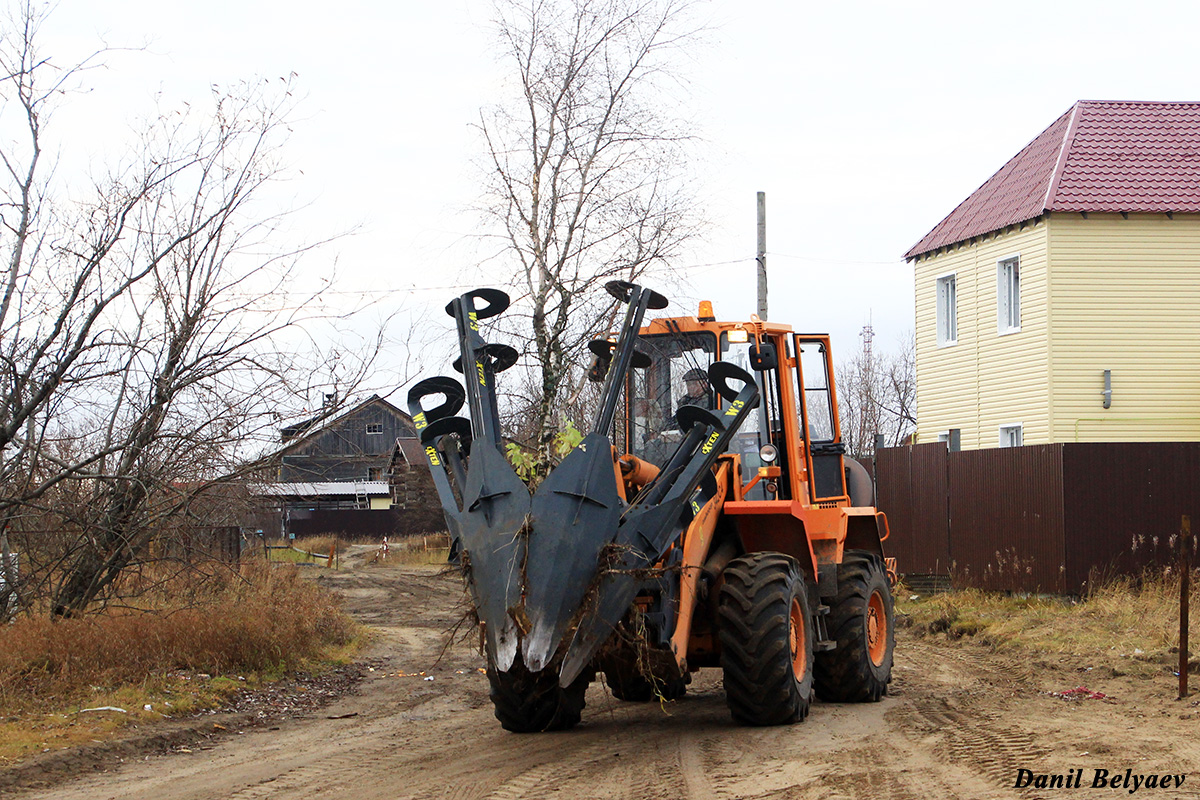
[719,330,790,502]
[620,320,849,507]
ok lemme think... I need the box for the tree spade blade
[458,444,531,671]
[523,432,622,672]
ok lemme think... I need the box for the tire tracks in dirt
[14,562,1200,800]
[894,639,1050,799]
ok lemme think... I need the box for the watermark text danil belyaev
[1015,768,1186,792]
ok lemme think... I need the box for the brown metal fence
[284,508,447,540]
[1061,443,1200,590]
[158,526,242,564]
[876,444,948,578]
[876,442,1200,594]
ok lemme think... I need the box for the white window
[366,423,384,435]
[999,424,1023,448]
[936,274,957,345]
[997,256,1020,333]
[937,428,960,450]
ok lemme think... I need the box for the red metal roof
[906,101,1200,259]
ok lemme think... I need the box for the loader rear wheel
[487,653,588,732]
[604,667,687,702]
[717,552,814,726]
[814,551,895,702]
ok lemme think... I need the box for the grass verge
[898,570,1199,678]
[384,532,452,566]
[266,545,328,565]
[0,563,364,765]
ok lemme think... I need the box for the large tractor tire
[717,552,814,726]
[814,550,895,702]
[604,667,687,702]
[487,654,588,732]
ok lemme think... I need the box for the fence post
[1181,515,1192,700]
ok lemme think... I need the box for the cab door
[793,336,848,504]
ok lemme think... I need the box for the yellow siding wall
[1048,213,1200,442]
[913,221,1050,448]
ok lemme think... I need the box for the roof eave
[905,213,1051,262]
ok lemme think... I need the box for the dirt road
[15,556,1200,800]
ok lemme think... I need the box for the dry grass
[0,562,362,762]
[292,535,349,556]
[387,533,452,566]
[899,569,1199,675]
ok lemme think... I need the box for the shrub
[0,563,357,714]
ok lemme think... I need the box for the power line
[107,252,892,307]
[766,251,903,267]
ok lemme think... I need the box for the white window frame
[936,429,960,450]
[936,272,958,346]
[365,423,384,435]
[998,423,1023,448]
[997,255,1020,334]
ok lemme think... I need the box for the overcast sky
[39,0,1200,396]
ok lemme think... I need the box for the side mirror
[749,342,777,371]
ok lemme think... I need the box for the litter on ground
[1048,686,1108,701]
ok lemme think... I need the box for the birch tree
[478,0,700,469]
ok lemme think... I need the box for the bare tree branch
[475,0,701,471]
[0,5,390,618]
[836,329,916,459]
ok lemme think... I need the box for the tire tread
[813,551,894,703]
[717,553,813,726]
[488,654,587,732]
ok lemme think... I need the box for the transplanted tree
[478,0,701,471]
[0,2,378,618]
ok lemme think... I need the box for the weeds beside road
[900,570,1199,680]
[5,553,1200,798]
[0,562,362,765]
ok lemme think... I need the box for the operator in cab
[676,367,713,413]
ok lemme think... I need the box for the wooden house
[259,395,442,538]
[907,100,1200,449]
[387,438,445,535]
[277,395,415,486]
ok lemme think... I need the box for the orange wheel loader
[408,281,895,731]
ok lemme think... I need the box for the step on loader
[408,282,895,731]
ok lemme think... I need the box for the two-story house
[907,100,1200,449]
[259,395,441,539]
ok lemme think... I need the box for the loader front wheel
[487,654,588,732]
[717,553,814,726]
[814,550,894,702]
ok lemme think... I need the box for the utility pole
[756,191,767,320]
